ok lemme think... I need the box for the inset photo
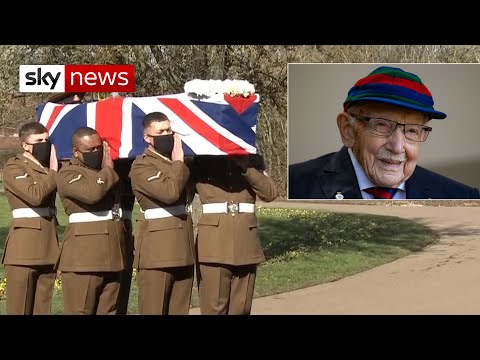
[287,63,480,200]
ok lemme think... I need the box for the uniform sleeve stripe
[147,171,161,182]
[68,174,82,184]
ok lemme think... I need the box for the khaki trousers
[5,264,56,315]
[198,263,257,315]
[61,271,121,315]
[137,266,194,315]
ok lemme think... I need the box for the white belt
[69,209,123,223]
[202,202,255,214]
[141,205,187,220]
[12,207,56,218]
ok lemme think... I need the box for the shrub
[0,149,20,170]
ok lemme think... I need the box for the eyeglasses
[349,113,432,142]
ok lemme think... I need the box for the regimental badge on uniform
[147,171,162,182]
[96,177,105,185]
[263,171,269,176]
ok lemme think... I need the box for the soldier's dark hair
[72,126,99,148]
[18,122,49,143]
[142,112,169,130]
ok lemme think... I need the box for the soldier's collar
[21,153,47,173]
[70,156,92,169]
[70,156,82,166]
[145,148,172,163]
[70,155,101,172]
[70,157,102,172]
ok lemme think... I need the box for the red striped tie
[364,187,397,199]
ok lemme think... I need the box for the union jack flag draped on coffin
[35,93,260,160]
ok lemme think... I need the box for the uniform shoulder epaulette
[5,156,24,166]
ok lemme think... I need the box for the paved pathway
[190,201,480,315]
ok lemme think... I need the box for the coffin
[35,80,259,160]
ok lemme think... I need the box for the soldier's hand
[50,144,58,172]
[102,141,114,168]
[171,133,184,162]
[230,155,249,173]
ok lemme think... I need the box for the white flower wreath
[184,79,255,99]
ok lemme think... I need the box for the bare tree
[2,45,480,196]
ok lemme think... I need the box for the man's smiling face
[346,102,429,188]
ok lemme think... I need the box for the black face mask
[27,140,51,167]
[80,148,103,170]
[152,134,174,159]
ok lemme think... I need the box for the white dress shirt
[347,148,406,200]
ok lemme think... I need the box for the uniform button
[228,172,232,176]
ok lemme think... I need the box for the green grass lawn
[0,195,438,315]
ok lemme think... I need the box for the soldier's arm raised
[130,160,190,205]
[241,168,278,202]
[56,167,119,204]
[3,160,56,206]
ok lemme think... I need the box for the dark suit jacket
[288,147,480,200]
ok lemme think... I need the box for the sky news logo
[19,65,135,93]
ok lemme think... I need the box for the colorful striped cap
[343,66,446,119]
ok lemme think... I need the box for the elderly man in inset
[288,66,480,200]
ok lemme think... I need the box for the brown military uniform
[130,148,194,315]
[114,158,136,315]
[190,155,277,315]
[56,157,126,315]
[2,154,59,315]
